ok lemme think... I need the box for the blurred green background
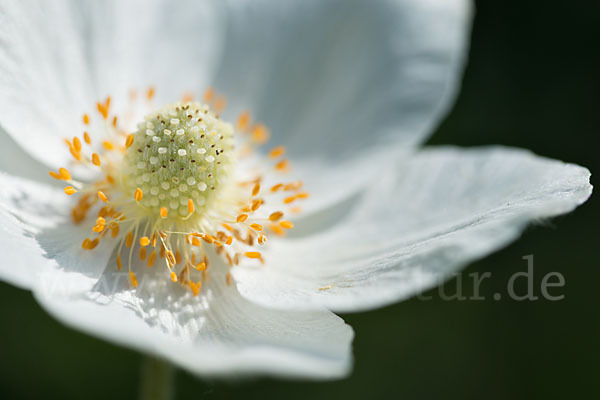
[1,1,598,399]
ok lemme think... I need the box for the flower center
[122,102,235,219]
[50,87,308,296]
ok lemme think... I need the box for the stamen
[279,220,294,229]
[92,153,101,166]
[269,146,285,158]
[125,232,134,248]
[160,207,168,218]
[73,137,82,152]
[59,168,72,181]
[59,90,304,296]
[129,271,138,288]
[126,134,134,148]
[97,191,108,203]
[252,183,261,196]
[245,251,262,259]
[146,86,155,100]
[269,211,284,221]
[249,223,263,231]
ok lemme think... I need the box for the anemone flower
[0,0,592,397]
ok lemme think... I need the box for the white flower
[0,0,591,381]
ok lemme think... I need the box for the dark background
[1,1,598,399]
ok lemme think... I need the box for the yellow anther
[83,114,90,125]
[258,235,267,245]
[73,136,82,152]
[87,238,99,250]
[203,88,214,102]
[160,207,168,218]
[125,134,134,148]
[283,195,297,204]
[59,168,72,181]
[64,186,77,195]
[129,271,138,288]
[269,211,284,221]
[251,124,269,143]
[102,141,114,151]
[275,159,289,171]
[139,246,147,261]
[237,111,250,131]
[92,224,104,233]
[249,223,263,231]
[214,96,227,113]
[252,183,261,196]
[195,262,207,271]
[226,236,233,245]
[96,97,111,119]
[139,236,150,247]
[125,231,133,248]
[97,191,108,203]
[251,199,263,211]
[92,153,101,166]
[269,146,286,158]
[279,220,294,229]
[49,171,61,180]
[188,199,194,215]
[245,251,262,259]
[147,251,156,267]
[283,181,303,191]
[111,223,120,238]
[166,251,176,267]
[236,214,248,223]
[146,86,155,100]
[134,188,143,202]
[83,131,91,145]
[270,224,285,236]
[189,281,202,296]
[181,91,194,103]
[116,254,123,270]
[170,271,177,282]
[226,272,232,286]
[271,183,284,192]
[112,116,118,127]
[69,147,82,161]
[202,234,214,244]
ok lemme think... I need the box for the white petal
[0,0,224,167]
[217,0,472,158]
[216,0,471,214]
[34,259,353,379]
[0,172,112,291]
[233,146,592,312]
[0,127,50,182]
[0,170,352,378]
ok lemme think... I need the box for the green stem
[138,356,175,400]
